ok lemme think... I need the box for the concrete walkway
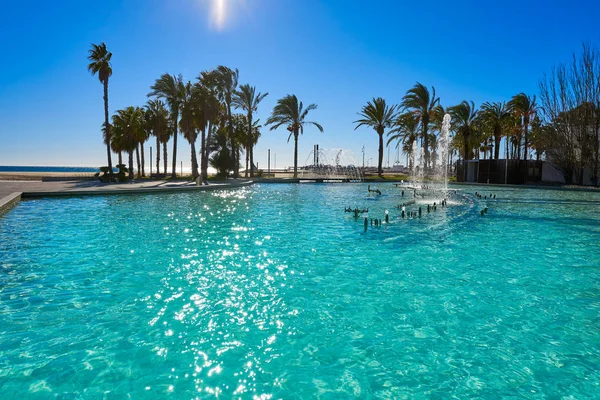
[0,179,254,215]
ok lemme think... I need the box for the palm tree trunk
[505,134,509,184]
[250,145,255,178]
[244,117,249,178]
[245,148,249,178]
[163,142,168,175]
[523,117,529,160]
[494,127,501,160]
[228,105,238,178]
[293,132,299,178]
[103,79,114,180]
[118,152,122,166]
[423,120,429,171]
[135,145,141,178]
[200,127,206,183]
[141,145,146,177]
[248,114,254,178]
[190,139,199,179]
[202,121,212,182]
[171,114,178,179]
[378,131,384,177]
[156,137,160,174]
[128,150,134,181]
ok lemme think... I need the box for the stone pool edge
[0,192,22,216]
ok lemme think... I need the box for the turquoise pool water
[1,183,599,398]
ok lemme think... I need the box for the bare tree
[539,43,600,185]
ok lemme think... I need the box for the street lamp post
[362,146,365,171]
[387,147,390,169]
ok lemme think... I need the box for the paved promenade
[0,179,253,215]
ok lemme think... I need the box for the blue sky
[1,0,599,169]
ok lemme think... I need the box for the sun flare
[202,0,249,31]
[211,0,226,30]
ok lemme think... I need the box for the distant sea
[0,166,101,173]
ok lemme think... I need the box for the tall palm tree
[179,82,201,179]
[387,112,420,170]
[503,112,522,160]
[197,70,222,183]
[232,84,269,177]
[479,102,510,160]
[149,73,184,178]
[145,99,170,175]
[87,42,114,180]
[450,101,479,180]
[354,98,399,177]
[508,93,538,160]
[215,66,240,177]
[135,106,149,178]
[402,83,440,171]
[266,95,323,178]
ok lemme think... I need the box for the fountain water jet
[301,148,363,181]
[439,113,452,198]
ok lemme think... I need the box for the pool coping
[0,192,22,216]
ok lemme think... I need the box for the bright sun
[211,0,227,30]
[203,0,248,31]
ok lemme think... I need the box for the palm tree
[112,106,144,180]
[479,102,510,160]
[179,82,201,179]
[387,112,420,170]
[209,119,237,177]
[266,95,323,178]
[233,84,269,177]
[508,93,538,160]
[135,106,149,178]
[197,70,222,183]
[215,66,240,177]
[103,122,123,166]
[149,73,184,178]
[145,99,170,175]
[450,101,479,180]
[402,83,440,171]
[529,115,550,161]
[354,98,399,177]
[87,42,114,180]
